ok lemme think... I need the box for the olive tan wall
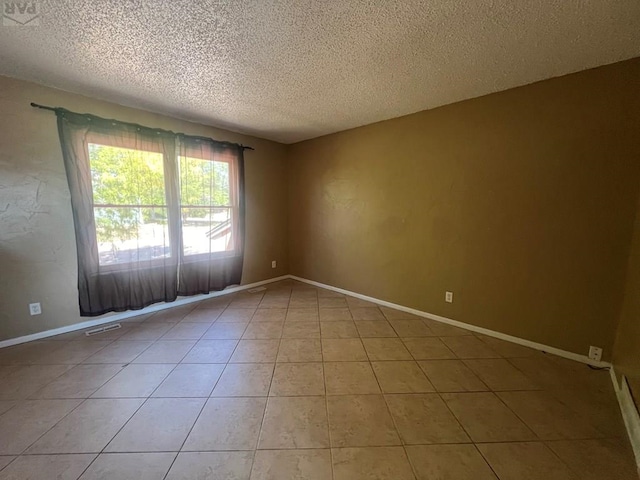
[613,187,640,380]
[287,58,640,360]
[0,75,288,341]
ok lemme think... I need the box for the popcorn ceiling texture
[1,0,639,143]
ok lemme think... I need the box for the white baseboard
[289,275,611,368]
[610,368,640,471]
[0,275,290,349]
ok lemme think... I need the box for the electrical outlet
[588,345,603,362]
[29,302,42,316]
[271,260,277,269]
[445,291,453,303]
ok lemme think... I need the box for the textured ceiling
[1,1,639,144]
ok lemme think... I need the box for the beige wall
[0,76,288,341]
[288,58,640,360]
[613,187,640,380]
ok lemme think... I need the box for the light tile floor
[0,279,637,479]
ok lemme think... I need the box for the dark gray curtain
[176,136,245,296]
[56,109,245,316]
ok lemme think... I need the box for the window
[86,141,239,267]
[179,154,235,257]
[55,107,245,316]
[88,143,171,266]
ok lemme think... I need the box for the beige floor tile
[379,307,422,320]
[180,308,223,323]
[259,297,291,309]
[195,296,231,310]
[183,397,266,450]
[92,364,174,398]
[331,446,415,480]
[212,363,274,396]
[0,364,74,400]
[476,335,540,357]
[132,340,195,363]
[440,336,501,359]
[418,360,488,392]
[0,341,65,366]
[160,322,209,340]
[546,438,638,480]
[26,398,144,453]
[181,339,238,363]
[286,308,319,322]
[320,321,359,338]
[0,454,95,480]
[230,340,279,363]
[252,309,287,322]
[106,398,204,452]
[120,323,175,341]
[202,322,247,339]
[78,452,175,480]
[319,308,352,321]
[242,321,284,339]
[345,297,378,308]
[388,319,435,337]
[386,393,470,444]
[402,338,456,360]
[259,396,329,449]
[406,444,498,480]
[350,307,386,321]
[229,294,264,309]
[251,449,332,480]
[0,456,14,471]
[0,399,82,454]
[327,395,400,447]
[165,451,253,480]
[289,300,319,310]
[316,289,344,298]
[498,391,603,440]
[277,339,323,362]
[478,442,579,480]
[35,340,112,364]
[152,364,224,397]
[464,358,538,390]
[218,308,256,322]
[82,340,152,364]
[362,338,412,360]
[0,402,15,415]
[270,363,325,396]
[33,364,123,398]
[371,361,435,393]
[321,338,368,361]
[354,320,397,338]
[423,319,473,336]
[442,392,537,442]
[146,305,194,323]
[324,362,380,395]
[282,322,320,339]
[318,297,348,308]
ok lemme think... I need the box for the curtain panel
[56,109,245,316]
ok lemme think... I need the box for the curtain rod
[30,102,255,151]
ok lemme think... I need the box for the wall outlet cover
[29,302,42,316]
[271,260,277,268]
[588,345,603,362]
[445,291,453,303]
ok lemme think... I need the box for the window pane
[180,156,230,207]
[88,144,166,206]
[95,207,170,266]
[181,207,233,256]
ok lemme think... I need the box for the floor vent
[85,323,121,337]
